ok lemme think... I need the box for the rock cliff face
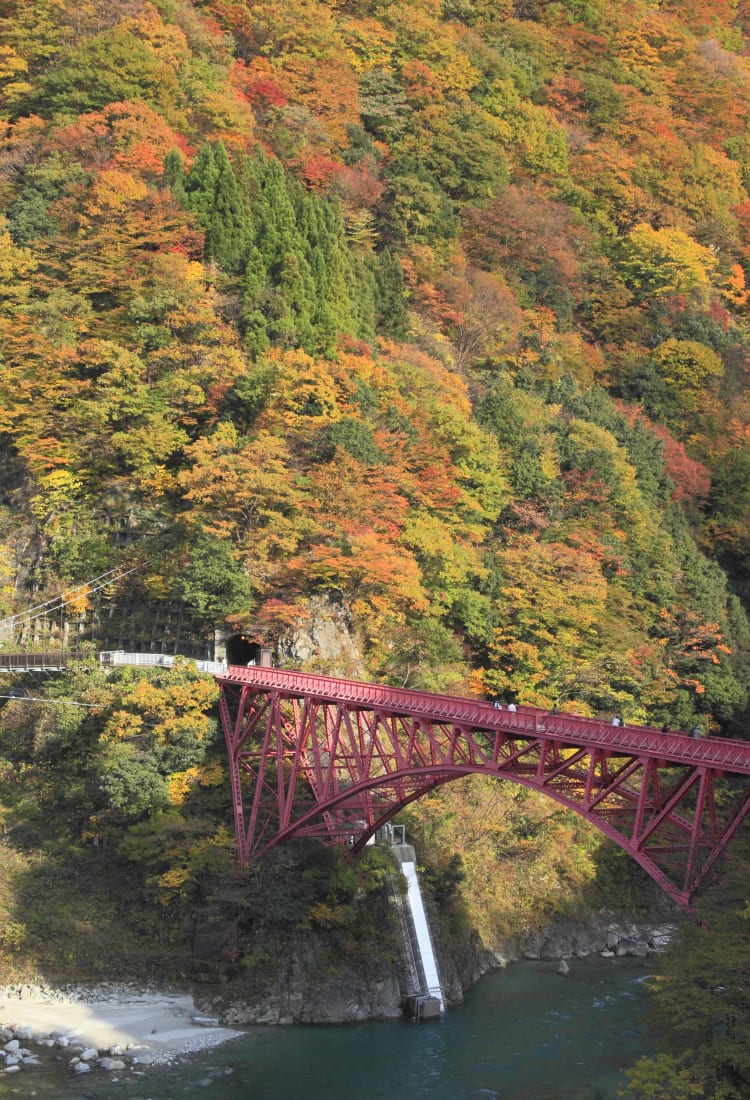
[204,895,678,1025]
[208,940,404,1026]
[518,911,679,964]
[275,596,365,678]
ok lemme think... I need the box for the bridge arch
[216,665,750,908]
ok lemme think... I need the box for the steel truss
[217,666,750,907]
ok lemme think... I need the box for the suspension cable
[0,695,100,708]
[0,561,146,631]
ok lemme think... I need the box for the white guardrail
[99,651,228,675]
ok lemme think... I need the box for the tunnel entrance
[226,635,273,667]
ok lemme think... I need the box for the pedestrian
[688,726,702,739]
[612,715,621,726]
[508,702,516,712]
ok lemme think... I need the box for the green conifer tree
[374,248,410,340]
[204,143,249,275]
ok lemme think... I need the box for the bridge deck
[216,664,750,775]
[0,652,68,672]
[3,651,748,774]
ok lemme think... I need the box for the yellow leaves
[653,338,723,414]
[101,671,218,748]
[0,217,36,304]
[509,101,569,178]
[305,900,350,929]
[184,260,207,285]
[403,510,487,593]
[611,20,667,75]
[84,169,149,216]
[338,16,396,73]
[0,44,32,104]
[167,766,205,805]
[178,424,309,549]
[621,223,718,301]
[66,583,92,616]
[438,51,481,96]
[121,2,190,68]
[29,469,82,522]
[154,866,192,902]
[101,710,145,744]
[0,45,29,82]
[258,348,343,432]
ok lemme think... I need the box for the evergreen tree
[181,143,219,226]
[163,148,186,205]
[180,142,249,274]
[204,143,248,275]
[373,248,410,340]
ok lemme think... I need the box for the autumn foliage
[2,2,750,1061]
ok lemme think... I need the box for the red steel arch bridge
[216,664,750,908]
[3,648,750,907]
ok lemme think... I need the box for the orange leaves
[645,422,712,502]
[401,59,445,108]
[52,101,189,180]
[288,450,428,622]
[299,153,345,192]
[650,605,731,704]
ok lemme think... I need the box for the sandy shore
[0,986,245,1065]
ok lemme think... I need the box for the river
[0,957,651,1099]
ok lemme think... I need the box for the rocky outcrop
[211,948,403,1026]
[433,927,499,1006]
[520,914,679,962]
[275,596,365,678]
[206,912,677,1025]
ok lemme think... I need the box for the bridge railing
[0,651,67,672]
[217,664,750,775]
[99,651,227,675]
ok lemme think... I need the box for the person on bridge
[507,702,516,712]
[689,726,702,738]
[612,715,621,726]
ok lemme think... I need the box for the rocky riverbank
[0,912,680,1087]
[202,908,681,1027]
[0,982,244,1082]
[520,915,678,962]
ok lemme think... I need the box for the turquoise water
[0,957,650,1099]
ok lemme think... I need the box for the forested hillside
[2,1,750,1093]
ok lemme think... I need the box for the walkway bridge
[4,649,750,906]
[216,664,750,908]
